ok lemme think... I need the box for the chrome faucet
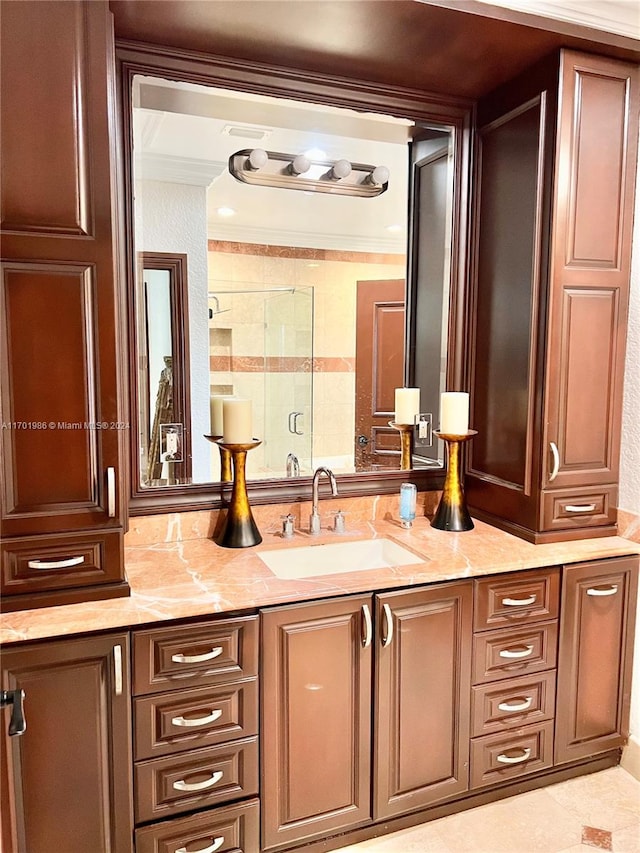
[309,467,338,534]
[286,452,300,477]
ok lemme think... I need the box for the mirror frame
[117,41,473,515]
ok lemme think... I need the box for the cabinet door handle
[501,594,536,607]
[176,837,224,853]
[499,644,534,659]
[171,647,223,664]
[565,504,596,513]
[27,555,85,570]
[0,689,26,737]
[171,709,222,728]
[498,696,533,712]
[173,770,224,792]
[549,442,560,482]
[497,747,531,765]
[107,467,116,517]
[381,603,394,647]
[587,585,618,597]
[113,645,123,696]
[361,604,372,648]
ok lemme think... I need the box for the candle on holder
[440,392,469,435]
[394,388,420,425]
[223,398,253,444]
[209,394,232,436]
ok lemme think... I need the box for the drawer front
[542,486,616,531]
[1,529,123,594]
[135,797,260,853]
[133,615,259,695]
[135,736,259,823]
[474,568,559,631]
[135,679,258,760]
[471,671,556,737]
[472,621,558,684]
[470,721,554,788]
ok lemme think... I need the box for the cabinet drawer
[542,487,616,531]
[474,568,559,631]
[1,529,124,596]
[133,615,259,695]
[472,621,558,684]
[135,679,258,760]
[135,736,259,823]
[470,720,554,788]
[135,797,260,853]
[471,671,556,737]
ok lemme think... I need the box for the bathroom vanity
[1,516,638,852]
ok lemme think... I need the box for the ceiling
[110,0,639,102]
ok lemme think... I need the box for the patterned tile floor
[338,768,640,853]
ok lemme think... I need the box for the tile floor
[338,768,640,853]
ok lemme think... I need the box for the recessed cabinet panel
[0,2,91,235]
[261,596,372,849]
[1,264,99,516]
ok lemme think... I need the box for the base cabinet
[0,634,133,853]
[261,583,473,850]
[555,557,638,763]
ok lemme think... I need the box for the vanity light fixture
[228,148,389,197]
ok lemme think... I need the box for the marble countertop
[2,507,638,645]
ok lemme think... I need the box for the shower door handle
[288,412,304,435]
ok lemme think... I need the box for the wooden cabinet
[132,615,260,849]
[0,633,133,853]
[261,583,473,849]
[555,556,638,764]
[0,0,128,609]
[467,50,639,543]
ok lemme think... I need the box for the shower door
[264,287,314,475]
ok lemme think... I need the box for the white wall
[136,180,210,483]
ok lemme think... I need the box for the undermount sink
[258,537,426,579]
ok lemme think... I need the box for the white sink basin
[258,537,426,579]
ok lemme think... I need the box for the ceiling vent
[222,124,272,141]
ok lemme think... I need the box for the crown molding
[207,222,407,255]
[136,153,226,186]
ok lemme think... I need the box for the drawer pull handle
[497,747,531,765]
[565,504,596,513]
[176,837,224,853]
[587,585,618,597]
[498,696,533,712]
[381,603,394,647]
[499,644,534,659]
[27,556,85,570]
[549,442,560,482]
[361,604,372,648]
[173,770,223,792]
[171,647,223,664]
[107,467,116,517]
[502,595,536,607]
[171,709,222,728]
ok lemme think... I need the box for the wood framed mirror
[118,44,472,513]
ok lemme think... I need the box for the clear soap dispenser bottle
[399,483,417,528]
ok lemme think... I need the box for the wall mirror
[121,51,471,510]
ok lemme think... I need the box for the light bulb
[323,159,352,181]
[245,148,268,171]
[288,154,311,176]
[364,165,390,186]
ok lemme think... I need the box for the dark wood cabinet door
[261,595,373,850]
[0,634,134,853]
[0,0,124,537]
[373,581,472,819]
[555,556,638,764]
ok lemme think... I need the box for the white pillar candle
[394,388,420,425]
[210,395,232,436]
[440,392,469,434]
[222,398,253,444]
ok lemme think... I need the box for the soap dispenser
[399,483,417,529]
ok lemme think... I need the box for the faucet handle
[280,514,295,538]
[331,510,347,534]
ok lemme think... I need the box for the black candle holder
[431,430,477,532]
[213,439,262,548]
